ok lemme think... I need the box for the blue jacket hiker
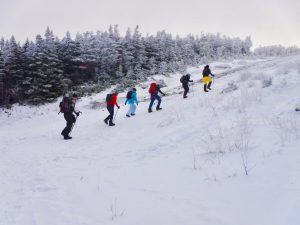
[125,88,138,117]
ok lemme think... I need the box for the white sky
[0,0,299,48]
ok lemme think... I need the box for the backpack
[126,91,133,100]
[59,97,71,113]
[180,75,185,83]
[106,94,113,103]
[148,83,157,94]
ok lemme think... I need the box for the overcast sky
[0,0,299,48]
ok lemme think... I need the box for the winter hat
[72,93,78,98]
[132,88,137,91]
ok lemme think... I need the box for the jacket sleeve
[115,96,119,107]
[112,95,119,107]
[158,87,165,95]
[134,92,138,104]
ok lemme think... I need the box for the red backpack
[148,83,157,94]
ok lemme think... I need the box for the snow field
[1,56,300,225]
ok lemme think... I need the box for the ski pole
[69,112,82,135]
[192,82,194,96]
[113,108,119,123]
[69,116,77,136]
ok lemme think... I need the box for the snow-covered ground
[1,56,300,225]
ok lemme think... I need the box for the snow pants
[183,83,189,97]
[149,94,161,110]
[127,104,137,115]
[61,113,75,137]
[105,104,115,123]
[203,76,212,85]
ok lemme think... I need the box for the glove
[163,94,166,96]
[75,112,80,116]
[118,106,120,109]
[125,103,127,105]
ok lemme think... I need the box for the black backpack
[180,75,186,83]
[106,94,113,103]
[59,97,71,113]
[126,91,133,100]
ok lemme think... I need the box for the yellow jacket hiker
[202,65,215,92]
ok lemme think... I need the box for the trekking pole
[69,111,81,135]
[192,82,194,96]
[69,117,77,136]
[113,108,119,123]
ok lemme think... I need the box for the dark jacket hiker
[148,83,166,113]
[104,92,120,126]
[60,94,80,140]
[180,74,193,98]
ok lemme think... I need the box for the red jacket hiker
[104,92,120,126]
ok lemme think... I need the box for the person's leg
[108,105,114,124]
[207,77,212,90]
[203,77,209,92]
[131,104,136,115]
[148,95,155,112]
[104,106,111,123]
[183,84,189,98]
[126,104,131,117]
[156,95,162,109]
[62,113,73,138]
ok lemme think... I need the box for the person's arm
[133,92,138,105]
[114,96,120,108]
[71,102,80,116]
[135,99,139,105]
[158,87,166,96]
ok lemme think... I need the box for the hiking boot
[183,96,188,98]
[131,113,136,116]
[126,114,131,117]
[104,119,108,125]
[204,84,208,92]
[64,136,72,140]
[148,109,152,113]
[109,121,115,126]
[156,107,162,111]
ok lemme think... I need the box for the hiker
[60,94,80,140]
[125,88,138,117]
[104,92,120,126]
[180,74,193,98]
[202,65,215,92]
[148,83,166,113]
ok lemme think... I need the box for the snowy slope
[1,56,300,225]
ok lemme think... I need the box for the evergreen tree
[58,31,82,83]
[4,36,23,96]
[0,51,5,105]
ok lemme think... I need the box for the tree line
[1,25,254,105]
